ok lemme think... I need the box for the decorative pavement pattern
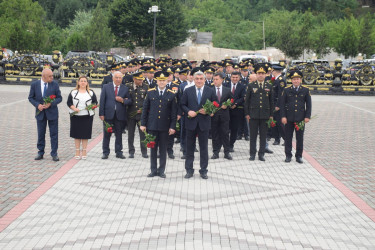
[0,85,374,249]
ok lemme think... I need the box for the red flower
[213,101,220,108]
[296,127,300,131]
[147,141,156,148]
[107,127,113,133]
[50,95,56,99]
[230,98,234,104]
[271,77,275,81]
[271,121,276,128]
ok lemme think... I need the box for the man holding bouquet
[28,68,62,161]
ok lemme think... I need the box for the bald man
[28,69,62,161]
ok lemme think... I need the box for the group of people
[28,56,312,179]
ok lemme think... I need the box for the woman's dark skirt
[70,115,93,139]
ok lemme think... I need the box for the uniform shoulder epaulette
[167,89,176,94]
[173,80,179,83]
[148,88,156,91]
[279,77,283,80]
[285,85,292,88]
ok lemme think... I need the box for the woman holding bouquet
[67,75,98,159]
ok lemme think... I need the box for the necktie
[197,88,201,104]
[260,82,263,89]
[232,84,235,95]
[115,86,118,96]
[43,83,47,97]
[217,87,221,102]
[160,91,163,97]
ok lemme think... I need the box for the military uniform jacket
[205,79,214,87]
[244,81,274,120]
[126,82,148,120]
[141,88,177,131]
[272,75,286,107]
[122,73,133,84]
[101,74,112,89]
[279,86,312,122]
[143,78,157,89]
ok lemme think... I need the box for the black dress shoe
[237,135,242,140]
[142,154,149,158]
[200,173,208,179]
[129,153,134,158]
[102,154,108,159]
[159,173,166,178]
[224,153,233,160]
[258,155,265,161]
[211,154,219,159]
[34,154,43,160]
[52,156,59,162]
[147,172,157,177]
[249,155,255,161]
[194,148,198,152]
[265,148,273,154]
[181,155,186,159]
[245,136,250,141]
[282,143,285,146]
[296,157,303,164]
[168,153,175,159]
[267,137,271,141]
[116,154,126,159]
[180,148,183,152]
[285,156,292,163]
[175,138,180,143]
[273,140,280,145]
[157,154,160,158]
[229,148,234,153]
[184,172,193,179]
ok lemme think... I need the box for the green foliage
[52,0,84,28]
[84,2,114,51]
[109,0,188,50]
[0,0,48,51]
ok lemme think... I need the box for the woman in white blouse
[67,76,98,159]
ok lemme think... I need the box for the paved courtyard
[0,85,374,249]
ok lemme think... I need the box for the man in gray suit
[99,71,132,159]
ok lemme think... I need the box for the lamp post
[148,5,160,58]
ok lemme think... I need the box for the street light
[148,5,160,58]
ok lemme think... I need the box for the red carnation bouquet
[36,95,56,115]
[213,98,234,114]
[189,99,220,118]
[266,118,277,128]
[141,131,156,148]
[71,104,99,116]
[103,120,113,133]
[294,115,317,131]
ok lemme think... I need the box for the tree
[84,1,114,51]
[331,17,360,58]
[52,0,84,28]
[109,0,189,50]
[357,13,375,58]
[0,0,48,51]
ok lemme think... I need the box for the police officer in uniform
[140,72,177,178]
[244,64,274,161]
[280,70,312,164]
[126,72,149,158]
[271,64,286,145]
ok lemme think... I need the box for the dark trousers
[149,130,169,174]
[185,127,209,175]
[167,133,174,154]
[127,118,146,155]
[249,119,268,156]
[272,110,285,142]
[180,116,186,154]
[37,116,58,156]
[211,113,230,155]
[284,122,304,158]
[102,113,125,155]
[229,109,243,148]
[238,116,249,137]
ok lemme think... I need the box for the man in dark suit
[280,70,312,164]
[244,64,274,161]
[223,71,246,152]
[28,68,62,161]
[141,72,177,178]
[99,71,132,159]
[211,73,233,160]
[271,64,286,145]
[180,71,218,179]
